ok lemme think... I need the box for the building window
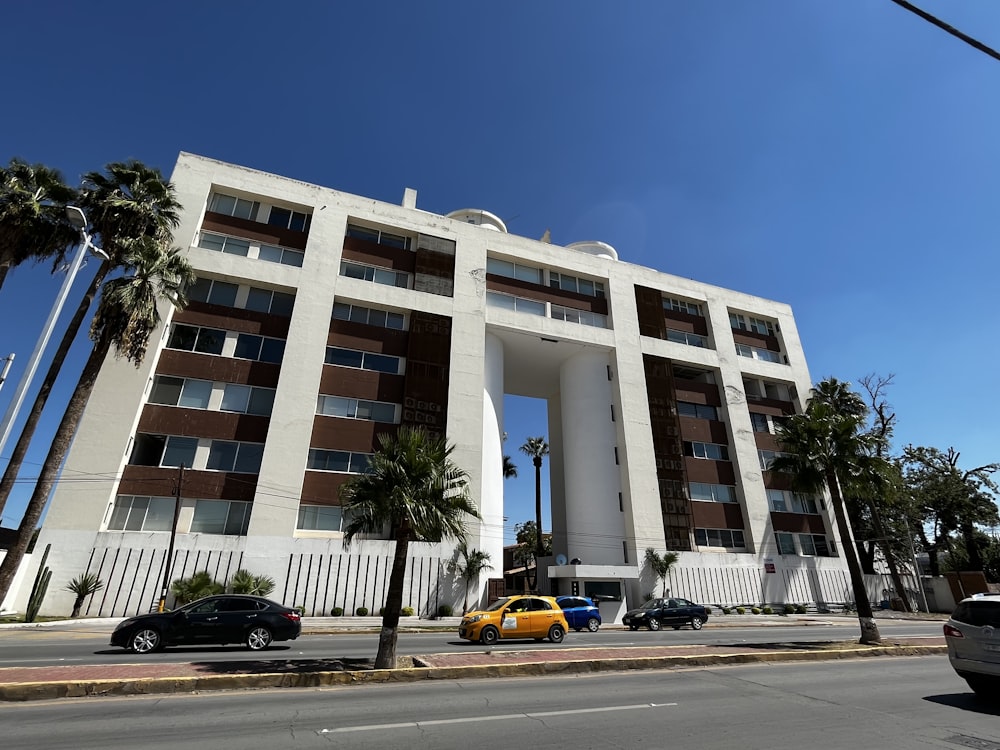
[129,434,198,469]
[684,441,730,460]
[486,291,546,316]
[340,260,410,289]
[317,395,399,423]
[549,271,605,298]
[220,384,275,416]
[758,449,794,471]
[346,223,411,250]
[297,504,343,531]
[267,206,310,232]
[206,440,264,473]
[191,499,251,535]
[695,528,746,548]
[187,278,239,307]
[332,302,405,330]
[198,233,251,257]
[775,532,796,555]
[107,495,176,532]
[167,324,226,355]
[324,347,402,375]
[689,482,737,503]
[550,303,607,328]
[736,343,783,363]
[209,193,259,221]
[257,243,304,267]
[744,379,794,402]
[487,257,543,284]
[245,287,295,316]
[663,297,703,316]
[798,534,832,557]
[148,376,212,409]
[307,449,371,473]
[750,412,770,433]
[666,329,707,347]
[234,334,285,364]
[767,489,821,514]
[730,313,776,336]
[677,401,718,420]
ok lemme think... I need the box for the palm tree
[501,432,517,479]
[644,547,679,598]
[341,426,479,669]
[0,158,78,291]
[770,378,885,645]
[0,162,181,522]
[448,538,493,613]
[519,436,549,561]
[64,573,103,618]
[0,235,193,603]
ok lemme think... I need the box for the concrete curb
[0,643,948,702]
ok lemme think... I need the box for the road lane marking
[317,702,678,734]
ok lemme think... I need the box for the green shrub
[722,607,731,615]
[751,607,761,615]
[356,606,369,616]
[228,569,276,597]
[438,604,454,618]
[762,606,774,615]
[171,571,224,605]
[379,607,385,617]
[795,604,807,615]
[331,607,344,617]
[783,604,795,615]
[736,607,746,615]
[402,606,415,617]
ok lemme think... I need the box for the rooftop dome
[446,208,507,233]
[566,241,618,261]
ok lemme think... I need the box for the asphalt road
[0,655,993,749]
[0,620,945,668]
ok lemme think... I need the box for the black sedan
[622,597,710,631]
[110,595,302,654]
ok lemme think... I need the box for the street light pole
[0,207,107,459]
[0,354,13,393]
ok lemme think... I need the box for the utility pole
[157,464,184,613]
[0,354,13,394]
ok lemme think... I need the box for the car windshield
[642,599,662,610]
[484,598,510,612]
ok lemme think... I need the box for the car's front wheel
[691,616,705,630]
[129,628,162,654]
[548,624,565,643]
[586,617,600,632]
[648,618,661,631]
[479,626,499,646]
[246,626,273,651]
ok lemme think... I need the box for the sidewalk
[0,612,948,702]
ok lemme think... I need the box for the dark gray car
[622,597,710,631]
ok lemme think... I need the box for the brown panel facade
[328,322,409,357]
[138,405,270,443]
[634,285,667,338]
[177,304,292,339]
[771,512,827,534]
[310,416,387,451]
[155,350,282,389]
[684,459,736,485]
[118,466,257,503]
[643,354,692,551]
[753,431,780,450]
[691,502,746,529]
[678,416,729,444]
[318,367,406,404]
[413,243,456,297]
[342,236,416,272]
[663,308,709,335]
[401,312,451,436]
[674,381,720,405]
[202,211,308,250]
[300,472,352,506]
[487,275,609,314]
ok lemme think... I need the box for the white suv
[944,593,1000,699]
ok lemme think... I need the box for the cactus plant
[24,544,52,623]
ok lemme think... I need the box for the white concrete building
[17,153,857,620]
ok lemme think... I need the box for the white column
[560,349,624,564]
[480,333,506,565]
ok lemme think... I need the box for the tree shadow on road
[188,657,375,675]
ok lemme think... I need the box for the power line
[888,0,1000,63]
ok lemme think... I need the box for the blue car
[556,595,602,632]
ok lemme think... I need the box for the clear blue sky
[2,1,999,543]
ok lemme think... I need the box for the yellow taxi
[459,595,568,645]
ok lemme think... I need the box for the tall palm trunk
[0,261,108,518]
[533,456,543,559]
[0,333,112,601]
[375,525,411,670]
[0,264,8,292]
[827,469,881,644]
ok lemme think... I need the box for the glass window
[207,441,238,471]
[258,338,285,363]
[514,264,542,284]
[167,324,198,351]
[198,233,226,252]
[268,207,291,228]
[767,489,789,512]
[308,449,350,472]
[245,288,272,313]
[144,496,177,532]
[371,402,397,423]
[486,258,514,278]
[776,532,796,555]
[221,238,250,257]
[270,292,294,316]
[515,297,546,316]
[123,496,148,531]
[162,436,198,468]
[234,443,264,473]
[206,281,238,306]
[247,388,275,416]
[194,328,226,355]
[750,413,770,433]
[149,376,184,406]
[191,500,230,534]
[221,384,250,413]
[326,348,364,368]
[178,379,212,409]
[210,194,236,216]
[297,504,342,531]
[799,534,817,556]
[365,353,401,374]
[258,244,283,263]
[234,334,261,360]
